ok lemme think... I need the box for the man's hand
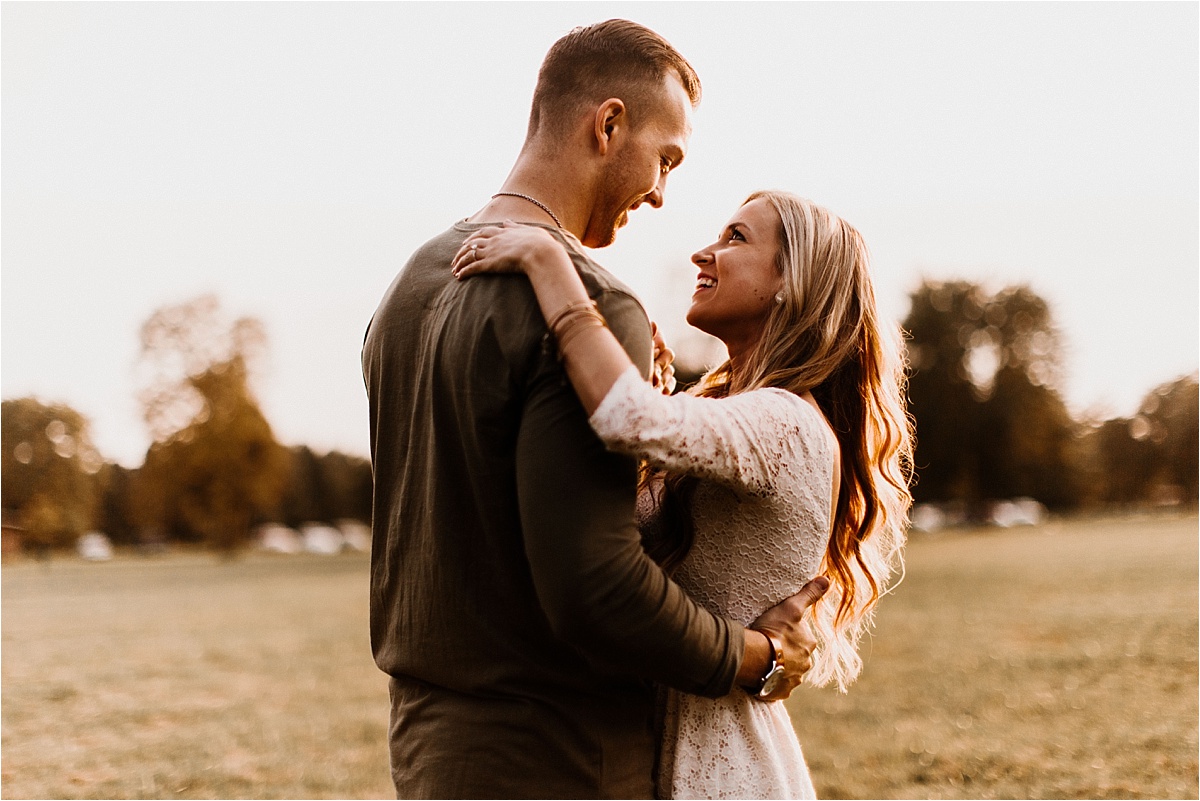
[742,576,830,701]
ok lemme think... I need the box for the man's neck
[469,193,563,230]
[469,151,592,241]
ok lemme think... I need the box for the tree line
[2,296,370,554]
[3,284,1196,554]
[903,280,1197,515]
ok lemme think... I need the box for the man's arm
[515,322,742,696]
[515,288,824,697]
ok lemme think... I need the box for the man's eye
[660,159,671,174]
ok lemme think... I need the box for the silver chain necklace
[492,192,564,230]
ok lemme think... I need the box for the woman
[452,191,913,799]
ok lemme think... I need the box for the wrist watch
[750,629,787,699]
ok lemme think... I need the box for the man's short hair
[527,19,701,139]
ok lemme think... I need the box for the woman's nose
[691,248,712,266]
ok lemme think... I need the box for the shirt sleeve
[589,365,821,497]
[515,291,743,698]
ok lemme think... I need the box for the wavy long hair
[642,190,914,691]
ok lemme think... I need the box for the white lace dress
[589,366,836,800]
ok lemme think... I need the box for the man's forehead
[657,75,694,144]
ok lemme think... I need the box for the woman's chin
[685,306,715,338]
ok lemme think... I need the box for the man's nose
[643,172,668,209]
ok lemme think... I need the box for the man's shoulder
[551,236,653,374]
[554,235,646,315]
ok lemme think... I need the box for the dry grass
[792,513,1199,800]
[2,553,393,799]
[2,514,1196,799]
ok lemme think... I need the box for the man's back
[363,220,740,798]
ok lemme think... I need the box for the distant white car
[258,524,302,554]
[77,532,114,561]
[301,524,344,555]
[338,520,371,553]
[910,504,946,533]
[989,497,1047,527]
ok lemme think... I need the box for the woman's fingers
[452,241,486,277]
[661,363,676,394]
[452,222,557,278]
[452,230,501,274]
[649,324,676,395]
[452,226,504,268]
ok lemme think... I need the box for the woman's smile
[693,273,718,295]
[685,197,782,358]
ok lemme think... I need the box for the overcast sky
[3,2,1197,467]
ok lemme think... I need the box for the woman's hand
[452,221,565,279]
[650,322,677,395]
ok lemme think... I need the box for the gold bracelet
[546,299,598,333]
[550,306,606,342]
[556,314,607,354]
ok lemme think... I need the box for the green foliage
[1,398,103,548]
[1084,374,1199,506]
[315,450,372,523]
[94,463,139,545]
[904,280,1080,509]
[277,446,372,528]
[278,445,324,527]
[134,296,289,551]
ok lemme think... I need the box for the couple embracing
[363,19,912,800]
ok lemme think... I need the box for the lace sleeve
[589,365,825,496]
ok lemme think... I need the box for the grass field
[3,514,1196,799]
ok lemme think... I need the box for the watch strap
[752,628,786,696]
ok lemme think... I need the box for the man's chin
[583,219,626,249]
[604,212,630,243]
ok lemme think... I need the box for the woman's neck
[724,339,755,386]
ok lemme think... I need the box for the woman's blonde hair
[644,190,914,691]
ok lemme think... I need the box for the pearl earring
[774,292,786,305]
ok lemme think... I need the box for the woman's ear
[593,98,626,156]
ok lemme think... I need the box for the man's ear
[593,98,626,156]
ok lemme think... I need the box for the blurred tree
[1090,374,1199,506]
[977,365,1081,507]
[317,450,372,523]
[278,445,324,527]
[1146,374,1199,503]
[904,281,1081,510]
[1,398,104,551]
[95,463,139,545]
[903,281,985,504]
[276,446,372,527]
[134,296,289,552]
[1085,418,1156,506]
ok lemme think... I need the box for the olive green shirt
[362,221,743,799]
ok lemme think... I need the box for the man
[363,20,828,798]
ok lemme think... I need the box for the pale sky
[3,2,1197,467]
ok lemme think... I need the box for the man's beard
[591,207,629,249]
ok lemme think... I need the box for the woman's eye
[728,228,744,242]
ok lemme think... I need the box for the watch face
[759,665,785,697]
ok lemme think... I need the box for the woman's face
[686,198,784,353]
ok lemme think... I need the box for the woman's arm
[453,223,637,415]
[454,223,826,495]
[453,223,799,692]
